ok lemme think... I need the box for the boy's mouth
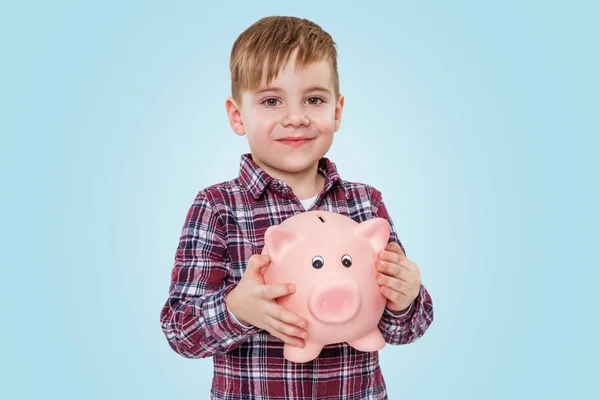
[278,138,313,147]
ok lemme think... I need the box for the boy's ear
[334,94,344,132]
[225,96,245,136]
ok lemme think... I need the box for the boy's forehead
[253,60,334,93]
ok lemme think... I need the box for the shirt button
[295,211,301,215]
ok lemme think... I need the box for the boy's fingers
[273,306,307,329]
[386,242,406,257]
[268,328,305,348]
[263,283,296,299]
[376,260,402,278]
[379,250,406,266]
[268,316,308,341]
[377,274,408,295]
[381,286,405,304]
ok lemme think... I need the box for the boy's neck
[252,157,325,200]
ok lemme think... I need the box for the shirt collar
[238,153,349,200]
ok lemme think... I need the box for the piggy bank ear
[353,218,391,251]
[264,225,303,259]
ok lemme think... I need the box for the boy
[160,16,434,399]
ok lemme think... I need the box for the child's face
[226,56,344,178]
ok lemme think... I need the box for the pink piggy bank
[261,210,391,363]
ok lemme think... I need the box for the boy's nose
[282,109,309,127]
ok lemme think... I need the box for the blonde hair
[230,16,339,102]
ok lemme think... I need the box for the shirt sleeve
[160,191,260,359]
[370,187,435,345]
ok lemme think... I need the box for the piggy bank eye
[341,254,352,268]
[312,256,324,269]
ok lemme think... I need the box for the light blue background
[1,1,598,399]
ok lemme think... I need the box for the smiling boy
[160,16,434,399]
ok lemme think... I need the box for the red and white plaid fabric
[160,153,434,399]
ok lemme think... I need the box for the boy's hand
[226,254,308,348]
[375,242,421,313]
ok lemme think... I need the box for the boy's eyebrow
[303,86,333,95]
[252,87,282,96]
[252,86,333,96]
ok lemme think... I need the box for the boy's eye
[306,97,323,105]
[263,98,280,106]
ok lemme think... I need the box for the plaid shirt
[160,153,434,399]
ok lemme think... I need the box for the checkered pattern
[160,153,434,399]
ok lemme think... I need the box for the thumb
[247,254,271,276]
[386,241,406,258]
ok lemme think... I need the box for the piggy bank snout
[308,283,361,324]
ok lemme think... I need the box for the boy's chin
[257,154,324,174]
